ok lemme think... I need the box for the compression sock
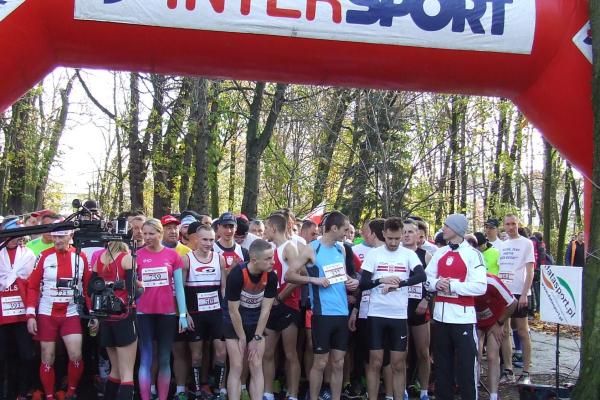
[104,377,121,400]
[40,362,55,400]
[66,360,84,396]
[192,364,202,392]
[116,381,135,400]
[215,362,226,390]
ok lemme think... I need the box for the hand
[347,294,357,305]
[178,316,189,333]
[27,317,37,335]
[348,311,357,332]
[489,322,505,346]
[381,284,397,294]
[415,299,428,315]
[436,278,450,292]
[247,337,263,362]
[518,295,528,310]
[187,315,195,331]
[345,278,359,291]
[381,276,401,286]
[313,277,330,288]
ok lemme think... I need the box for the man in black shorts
[222,240,278,400]
[183,222,228,400]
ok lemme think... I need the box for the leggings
[137,314,177,400]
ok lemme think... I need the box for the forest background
[0,68,584,263]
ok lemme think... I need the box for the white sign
[75,0,536,55]
[540,265,582,327]
[0,0,25,22]
[573,21,592,64]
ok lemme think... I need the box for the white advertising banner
[573,21,592,64]
[75,0,536,55]
[0,0,25,22]
[540,265,582,327]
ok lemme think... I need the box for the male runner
[222,240,278,400]
[285,211,359,400]
[360,218,425,400]
[214,213,250,271]
[26,212,61,256]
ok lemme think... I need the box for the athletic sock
[116,381,134,400]
[151,384,157,396]
[192,365,202,392]
[421,390,428,398]
[66,360,84,396]
[214,363,226,391]
[176,385,186,394]
[104,377,121,400]
[264,393,275,400]
[489,394,498,400]
[40,362,55,399]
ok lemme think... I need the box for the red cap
[31,209,53,218]
[160,215,179,226]
[238,213,249,222]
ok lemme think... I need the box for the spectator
[565,232,585,267]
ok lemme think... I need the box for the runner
[89,241,137,400]
[183,222,227,400]
[127,214,146,249]
[285,211,359,400]
[26,229,90,400]
[473,232,500,276]
[179,214,199,248]
[402,219,432,400]
[262,213,301,400]
[475,274,517,400]
[425,214,487,400]
[222,239,278,400]
[235,217,260,250]
[299,220,319,244]
[0,218,37,400]
[497,214,535,384]
[359,217,426,400]
[484,218,504,250]
[352,220,374,263]
[135,218,189,400]
[213,212,250,272]
[249,220,265,239]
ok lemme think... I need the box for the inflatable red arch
[0,0,593,217]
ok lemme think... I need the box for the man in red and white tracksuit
[0,218,37,399]
[425,214,486,400]
[26,230,90,400]
[475,274,517,400]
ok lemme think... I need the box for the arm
[228,300,246,341]
[284,245,314,285]
[359,270,381,290]
[182,253,190,283]
[520,262,535,306]
[255,297,275,338]
[219,255,227,298]
[399,265,425,287]
[174,268,189,331]
[278,243,300,301]
[449,251,487,296]
[25,258,44,317]
[425,250,442,292]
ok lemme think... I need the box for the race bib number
[142,266,169,288]
[408,284,422,299]
[323,263,347,285]
[358,290,370,319]
[498,272,514,285]
[240,290,264,309]
[52,288,73,303]
[477,307,493,320]
[1,296,25,316]
[197,291,220,312]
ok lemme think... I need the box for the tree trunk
[188,78,211,214]
[459,99,468,214]
[555,168,571,265]
[127,73,147,212]
[241,82,288,218]
[568,163,583,227]
[542,138,554,255]
[488,99,508,215]
[449,96,460,215]
[311,89,352,209]
[228,137,237,212]
[573,2,600,397]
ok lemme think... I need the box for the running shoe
[318,388,332,400]
[499,369,516,384]
[517,373,531,385]
[174,392,189,400]
[512,353,524,369]
[420,395,430,400]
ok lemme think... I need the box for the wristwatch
[253,334,263,341]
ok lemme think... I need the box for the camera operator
[88,241,137,400]
[26,229,90,400]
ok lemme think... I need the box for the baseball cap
[484,218,500,228]
[218,212,237,226]
[83,200,99,211]
[180,215,197,227]
[31,209,53,218]
[187,221,202,235]
[160,215,180,226]
[2,218,23,230]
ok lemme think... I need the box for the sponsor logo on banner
[75,0,536,54]
[0,0,25,22]
[573,21,592,64]
[540,265,582,327]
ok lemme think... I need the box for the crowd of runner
[0,203,547,400]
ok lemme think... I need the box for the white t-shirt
[291,234,306,247]
[421,241,438,255]
[241,232,260,250]
[490,238,504,250]
[498,236,535,295]
[361,245,422,319]
[352,242,373,263]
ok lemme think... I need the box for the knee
[391,360,405,373]
[249,358,262,371]
[215,347,226,361]
[417,347,430,361]
[229,359,243,376]
[69,353,82,362]
[369,355,383,371]
[41,353,55,365]
[311,356,328,372]
[331,356,344,371]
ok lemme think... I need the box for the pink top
[136,247,183,314]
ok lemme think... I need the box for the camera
[88,276,126,317]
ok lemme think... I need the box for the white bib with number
[197,291,220,312]
[142,266,169,288]
[498,272,514,286]
[358,290,370,319]
[240,290,263,309]
[408,284,422,299]
[323,263,346,285]
[52,288,73,303]
[1,296,25,316]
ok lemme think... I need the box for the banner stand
[555,323,560,396]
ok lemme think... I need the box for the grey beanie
[444,214,468,238]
